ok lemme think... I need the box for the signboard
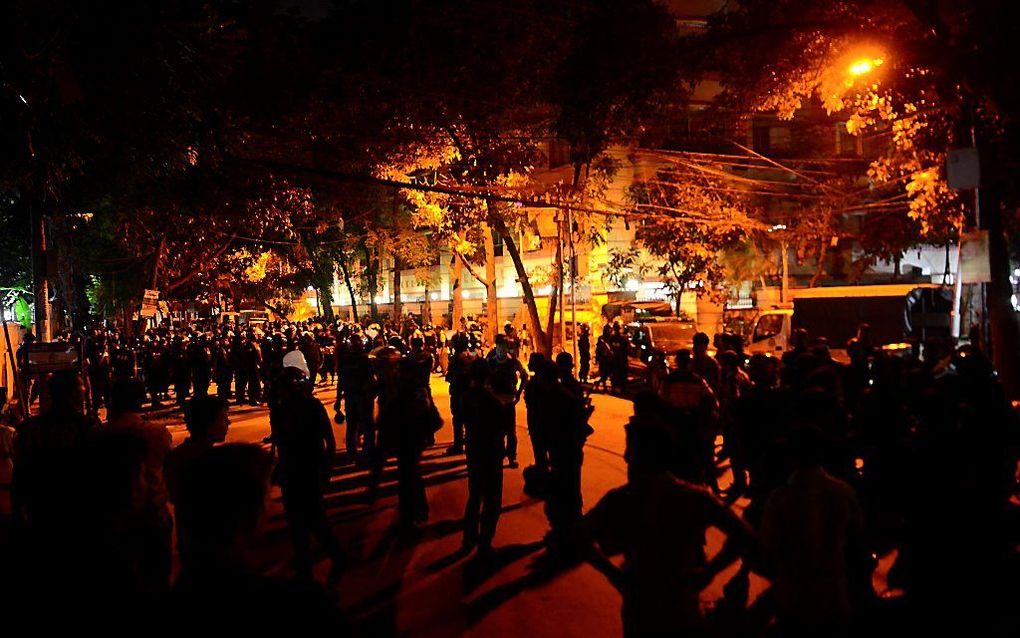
[23,342,80,374]
[570,284,593,305]
[140,289,160,318]
[947,147,980,190]
[960,231,991,283]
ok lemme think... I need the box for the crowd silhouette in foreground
[1,316,1019,636]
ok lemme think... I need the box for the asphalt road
[164,376,764,637]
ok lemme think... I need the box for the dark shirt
[463,385,507,460]
[270,396,334,487]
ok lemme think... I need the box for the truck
[746,284,953,360]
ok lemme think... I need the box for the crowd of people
[1,313,1019,636]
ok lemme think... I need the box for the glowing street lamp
[848,56,883,78]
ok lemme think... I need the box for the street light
[848,57,883,77]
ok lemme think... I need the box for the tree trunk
[367,251,380,320]
[482,220,499,346]
[31,203,51,341]
[393,263,402,322]
[983,190,1020,398]
[492,216,546,355]
[810,241,828,288]
[450,248,463,330]
[319,284,335,320]
[544,223,562,358]
[338,258,359,323]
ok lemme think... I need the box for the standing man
[544,353,591,559]
[444,333,475,456]
[238,333,262,406]
[142,337,168,408]
[169,335,192,407]
[212,336,233,400]
[85,330,111,416]
[658,349,720,491]
[577,324,591,384]
[486,334,527,469]
[188,335,212,398]
[610,323,629,394]
[269,354,345,583]
[691,332,721,395]
[461,359,506,555]
[523,353,555,473]
[585,422,756,637]
[337,335,376,461]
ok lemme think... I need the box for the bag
[522,464,551,499]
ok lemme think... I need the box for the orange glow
[848,57,884,77]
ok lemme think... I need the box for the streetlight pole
[781,238,789,303]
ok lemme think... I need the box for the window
[752,124,771,154]
[492,229,504,257]
[752,314,785,342]
[836,124,860,157]
[547,139,571,169]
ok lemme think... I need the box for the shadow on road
[465,550,579,626]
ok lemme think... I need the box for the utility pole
[568,207,577,363]
[780,238,789,303]
[557,212,566,352]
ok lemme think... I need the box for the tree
[698,0,1020,396]
[635,219,744,317]
[603,247,649,290]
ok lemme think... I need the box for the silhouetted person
[544,353,590,559]
[585,421,756,637]
[269,360,345,583]
[691,331,720,394]
[169,336,192,406]
[376,356,442,527]
[577,324,591,383]
[166,395,231,503]
[658,349,719,490]
[445,333,476,455]
[594,330,612,390]
[106,378,173,592]
[523,352,554,473]
[12,371,97,528]
[337,335,377,461]
[171,443,342,628]
[610,323,629,393]
[236,334,262,405]
[143,338,169,407]
[462,359,506,555]
[188,335,212,397]
[486,333,527,468]
[11,424,165,630]
[760,426,868,637]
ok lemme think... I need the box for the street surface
[165,376,763,636]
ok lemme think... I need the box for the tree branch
[165,233,237,292]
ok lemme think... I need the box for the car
[627,319,700,363]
